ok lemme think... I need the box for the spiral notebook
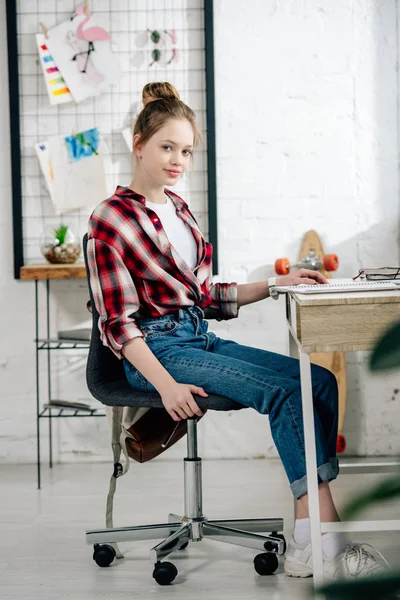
[275,278,400,295]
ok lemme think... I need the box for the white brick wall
[0,0,399,465]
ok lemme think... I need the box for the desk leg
[46,280,53,468]
[289,328,298,359]
[289,329,299,519]
[299,350,324,587]
[35,280,41,490]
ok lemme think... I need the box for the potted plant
[40,224,81,264]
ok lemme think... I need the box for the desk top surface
[20,263,86,280]
[289,288,400,307]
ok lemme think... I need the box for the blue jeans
[123,306,339,499]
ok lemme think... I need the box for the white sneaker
[284,536,315,578]
[284,538,390,580]
[337,543,390,579]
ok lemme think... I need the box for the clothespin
[84,0,90,15]
[40,22,49,39]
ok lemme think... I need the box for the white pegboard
[16,0,208,263]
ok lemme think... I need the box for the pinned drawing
[34,141,56,202]
[36,33,73,105]
[65,128,100,161]
[73,5,111,72]
[121,127,133,151]
[46,128,107,214]
[66,31,103,83]
[46,6,120,103]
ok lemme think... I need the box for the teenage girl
[87,81,386,580]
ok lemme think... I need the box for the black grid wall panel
[9,0,216,273]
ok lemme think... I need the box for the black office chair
[82,234,285,585]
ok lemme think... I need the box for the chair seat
[89,379,246,412]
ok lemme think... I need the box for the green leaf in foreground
[341,473,400,520]
[316,570,400,600]
[369,321,400,371]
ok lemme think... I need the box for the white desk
[285,288,400,587]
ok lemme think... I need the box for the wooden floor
[1,458,399,599]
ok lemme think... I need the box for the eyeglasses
[149,29,178,66]
[353,267,400,281]
[133,29,179,67]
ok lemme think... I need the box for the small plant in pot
[40,225,81,264]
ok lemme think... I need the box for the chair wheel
[270,532,287,554]
[153,561,178,585]
[178,541,189,550]
[93,543,116,567]
[254,552,279,575]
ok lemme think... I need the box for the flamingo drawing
[66,30,103,83]
[70,6,111,73]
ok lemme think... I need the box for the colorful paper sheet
[36,33,73,105]
[34,140,56,202]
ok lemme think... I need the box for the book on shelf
[57,327,91,341]
[43,399,99,411]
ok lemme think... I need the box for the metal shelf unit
[20,264,106,489]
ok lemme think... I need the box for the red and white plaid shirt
[87,186,238,359]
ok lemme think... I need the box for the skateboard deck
[299,230,347,453]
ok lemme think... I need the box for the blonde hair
[133,82,202,153]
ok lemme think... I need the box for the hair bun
[142,81,180,107]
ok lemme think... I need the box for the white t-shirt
[146,193,198,271]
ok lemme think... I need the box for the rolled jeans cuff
[290,458,339,499]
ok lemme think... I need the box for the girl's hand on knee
[161,383,208,421]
